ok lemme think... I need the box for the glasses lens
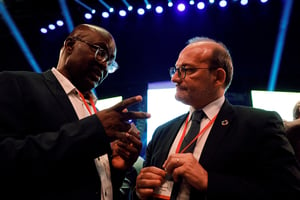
[107,60,119,74]
[95,48,108,63]
[169,67,176,77]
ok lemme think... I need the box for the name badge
[153,179,174,200]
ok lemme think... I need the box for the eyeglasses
[71,37,119,74]
[169,66,211,79]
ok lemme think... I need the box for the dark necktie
[170,110,204,200]
[179,110,204,153]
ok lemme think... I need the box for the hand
[136,166,166,200]
[96,95,150,141]
[163,153,208,191]
[111,126,142,170]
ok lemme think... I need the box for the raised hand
[96,95,150,141]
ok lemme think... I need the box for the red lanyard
[77,91,97,115]
[175,113,218,153]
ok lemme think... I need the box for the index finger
[111,95,143,112]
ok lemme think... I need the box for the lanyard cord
[78,91,97,115]
[175,113,218,153]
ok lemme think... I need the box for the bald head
[68,24,116,59]
[186,37,234,90]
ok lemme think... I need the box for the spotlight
[144,0,152,9]
[48,24,55,30]
[121,0,133,11]
[197,2,205,10]
[137,8,145,15]
[177,3,186,12]
[84,13,92,19]
[146,4,152,9]
[40,28,47,34]
[56,20,64,26]
[260,0,268,3]
[102,11,109,18]
[75,0,95,14]
[119,10,127,17]
[98,0,114,13]
[155,6,163,14]
[109,7,114,13]
[219,0,227,8]
[240,0,248,6]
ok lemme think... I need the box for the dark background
[0,0,299,103]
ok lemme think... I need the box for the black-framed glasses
[71,37,119,74]
[169,66,211,79]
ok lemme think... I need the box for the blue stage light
[84,13,92,19]
[155,6,163,14]
[40,28,47,34]
[119,10,127,17]
[197,2,205,10]
[48,24,55,30]
[177,3,186,12]
[56,20,64,26]
[219,0,227,8]
[102,11,109,18]
[137,8,145,15]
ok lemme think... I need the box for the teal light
[268,0,293,91]
[0,1,41,72]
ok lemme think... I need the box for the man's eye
[185,68,194,72]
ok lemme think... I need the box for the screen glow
[147,81,189,144]
[95,96,123,111]
[251,90,300,121]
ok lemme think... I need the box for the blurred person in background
[284,101,300,161]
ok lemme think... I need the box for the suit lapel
[152,114,188,167]
[164,115,187,154]
[42,70,78,121]
[200,100,235,168]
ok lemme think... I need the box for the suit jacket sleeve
[0,71,112,181]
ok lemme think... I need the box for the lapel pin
[221,120,229,126]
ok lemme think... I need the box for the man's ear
[64,38,75,52]
[214,68,226,86]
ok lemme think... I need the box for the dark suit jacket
[0,70,125,200]
[145,100,300,200]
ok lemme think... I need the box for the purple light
[102,12,109,18]
[137,8,145,15]
[40,28,47,34]
[197,2,205,10]
[219,0,227,8]
[84,13,92,19]
[56,20,64,26]
[48,24,55,30]
[155,6,163,14]
[177,3,186,12]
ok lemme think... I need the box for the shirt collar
[51,67,76,95]
[189,96,225,121]
[51,67,98,103]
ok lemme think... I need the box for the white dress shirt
[167,96,225,199]
[52,67,113,200]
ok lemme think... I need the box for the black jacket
[0,70,125,200]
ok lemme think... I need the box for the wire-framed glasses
[71,37,119,74]
[169,66,211,79]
